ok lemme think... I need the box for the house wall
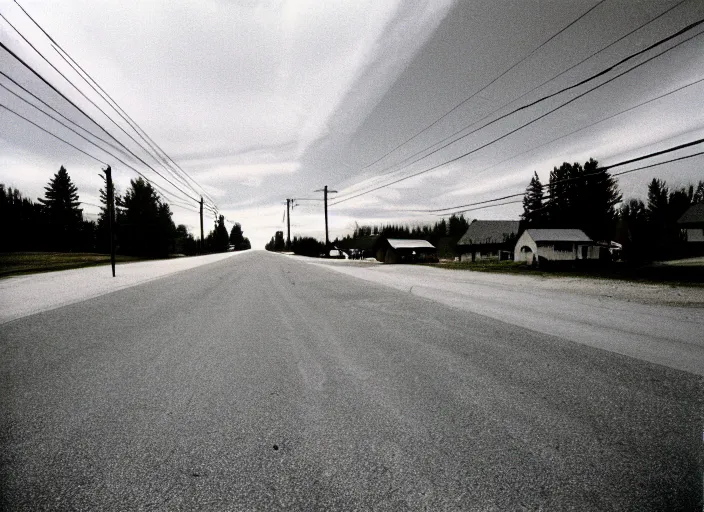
[577,244,601,260]
[686,228,704,242]
[514,231,538,263]
[536,243,577,261]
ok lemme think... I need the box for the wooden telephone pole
[314,185,337,252]
[199,197,204,254]
[104,165,116,277]
[286,198,292,249]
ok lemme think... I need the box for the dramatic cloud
[1,0,703,248]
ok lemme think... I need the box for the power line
[342,0,609,181]
[0,10,206,205]
[11,0,217,205]
[336,0,690,198]
[48,45,215,206]
[0,70,133,159]
[0,79,136,163]
[446,76,704,196]
[419,77,704,213]
[428,147,704,217]
[0,101,105,164]
[0,16,207,207]
[0,95,199,210]
[329,28,704,207]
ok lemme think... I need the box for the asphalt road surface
[1,251,701,510]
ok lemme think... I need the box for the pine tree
[37,166,83,251]
[521,171,544,227]
[578,158,621,241]
[211,215,230,252]
[229,222,245,250]
[121,178,175,257]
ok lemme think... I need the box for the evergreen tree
[617,198,648,262]
[693,180,704,204]
[96,173,122,254]
[37,166,83,251]
[120,178,175,257]
[174,224,198,255]
[210,215,230,252]
[521,171,545,227]
[229,222,246,250]
[448,213,470,239]
[0,184,42,251]
[579,158,621,241]
[545,159,621,240]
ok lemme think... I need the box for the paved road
[1,251,701,510]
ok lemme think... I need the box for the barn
[377,238,438,264]
[456,220,519,262]
[514,228,599,266]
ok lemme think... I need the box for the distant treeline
[264,215,471,258]
[1,166,250,257]
[264,231,327,257]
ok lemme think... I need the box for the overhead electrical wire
[0,79,135,162]
[0,42,204,210]
[425,143,704,217]
[10,0,218,206]
[0,100,105,164]
[0,19,208,210]
[418,76,704,213]
[50,44,217,207]
[334,16,704,202]
[329,27,704,207]
[336,0,690,198]
[0,94,201,210]
[0,70,133,159]
[341,0,609,182]
[0,9,208,204]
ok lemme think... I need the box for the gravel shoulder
[0,251,248,325]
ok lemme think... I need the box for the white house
[514,229,599,265]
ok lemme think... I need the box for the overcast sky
[1,0,703,248]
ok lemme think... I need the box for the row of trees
[1,166,250,257]
[264,214,471,258]
[264,232,327,257]
[520,158,703,261]
[345,213,470,244]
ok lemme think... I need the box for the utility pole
[199,196,204,254]
[314,185,337,253]
[286,198,292,250]
[104,165,116,277]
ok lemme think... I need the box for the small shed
[338,235,380,259]
[677,203,704,243]
[378,238,438,264]
[456,220,520,262]
[514,228,599,266]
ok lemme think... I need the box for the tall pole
[286,198,291,249]
[315,186,337,255]
[324,186,329,249]
[104,165,116,277]
[199,197,204,254]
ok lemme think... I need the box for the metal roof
[457,220,520,246]
[386,238,436,250]
[525,228,592,242]
[677,203,704,225]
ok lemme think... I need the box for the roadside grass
[430,259,704,286]
[0,252,145,278]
